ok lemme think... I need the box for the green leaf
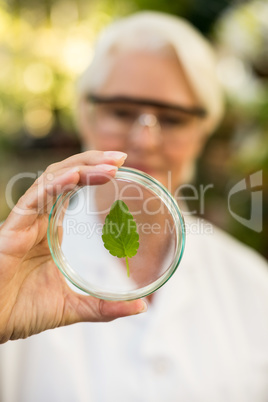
[102,200,139,277]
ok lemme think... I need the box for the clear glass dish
[47,167,185,300]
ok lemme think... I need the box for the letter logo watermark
[228,170,262,232]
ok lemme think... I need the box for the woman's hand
[0,150,147,344]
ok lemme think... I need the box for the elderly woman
[1,11,268,402]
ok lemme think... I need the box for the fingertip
[137,299,148,314]
[103,151,128,166]
[123,299,148,316]
[103,151,127,160]
[95,164,118,173]
[99,298,148,320]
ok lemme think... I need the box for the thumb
[62,294,148,325]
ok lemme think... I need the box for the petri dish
[47,167,185,300]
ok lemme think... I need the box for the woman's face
[79,51,207,192]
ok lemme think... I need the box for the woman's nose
[128,113,162,149]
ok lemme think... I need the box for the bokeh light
[62,37,93,74]
[23,63,54,93]
[23,101,54,138]
[50,1,79,29]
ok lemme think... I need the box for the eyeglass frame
[85,93,207,142]
[87,94,207,118]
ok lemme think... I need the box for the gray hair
[77,11,225,134]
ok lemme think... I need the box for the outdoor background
[0,0,267,259]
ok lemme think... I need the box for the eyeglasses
[86,94,207,143]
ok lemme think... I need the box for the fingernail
[104,151,127,162]
[96,164,118,173]
[138,300,148,314]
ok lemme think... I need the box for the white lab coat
[1,216,268,402]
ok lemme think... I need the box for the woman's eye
[111,109,135,119]
[160,116,185,126]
